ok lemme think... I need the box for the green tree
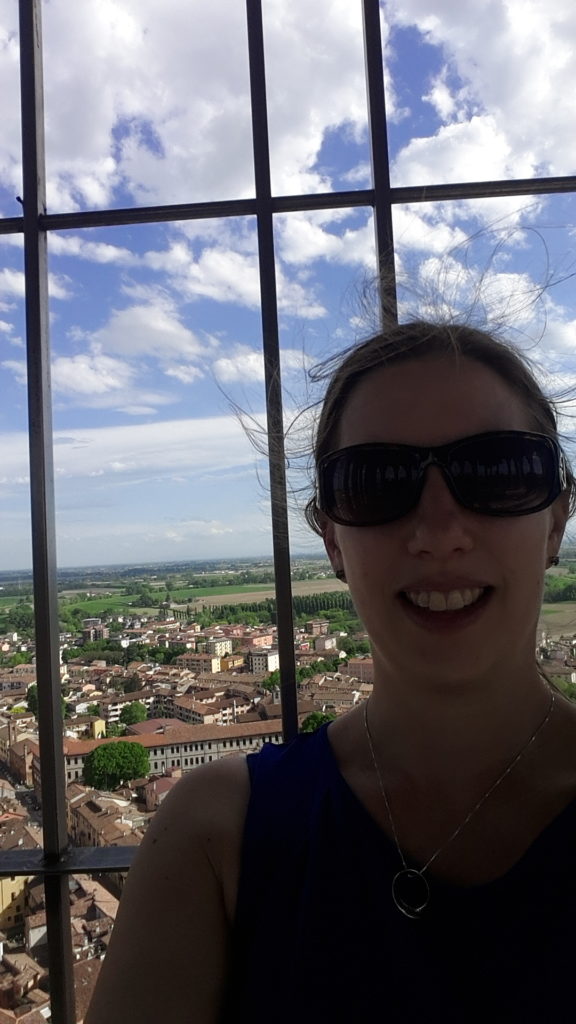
[261,669,280,692]
[300,711,337,733]
[106,722,125,738]
[87,703,101,716]
[119,701,148,726]
[8,652,32,667]
[27,684,67,720]
[7,604,35,634]
[84,741,149,789]
[27,684,38,718]
[123,673,143,693]
[61,647,82,663]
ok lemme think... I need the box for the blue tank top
[222,724,576,1022]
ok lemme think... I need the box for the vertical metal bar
[362,0,398,323]
[246,0,298,742]
[18,2,75,1022]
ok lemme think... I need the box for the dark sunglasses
[317,430,568,527]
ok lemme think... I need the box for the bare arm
[85,756,250,1024]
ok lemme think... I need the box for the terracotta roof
[61,718,283,755]
[74,957,102,1022]
[126,718,182,734]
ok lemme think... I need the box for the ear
[322,520,344,577]
[547,492,570,561]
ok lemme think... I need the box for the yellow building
[0,873,29,933]
[89,717,106,739]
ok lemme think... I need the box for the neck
[366,659,554,790]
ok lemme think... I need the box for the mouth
[398,586,494,631]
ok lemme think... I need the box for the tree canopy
[83,741,149,789]
[27,684,67,720]
[300,711,337,733]
[119,701,148,726]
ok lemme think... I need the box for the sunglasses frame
[318,430,568,527]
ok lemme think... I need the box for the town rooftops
[60,718,283,756]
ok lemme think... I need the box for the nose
[405,466,475,558]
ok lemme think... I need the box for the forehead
[336,356,534,448]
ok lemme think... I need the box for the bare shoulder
[149,755,251,916]
[151,753,251,843]
[85,756,251,1024]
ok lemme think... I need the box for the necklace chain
[363,688,555,914]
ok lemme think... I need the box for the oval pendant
[392,868,430,919]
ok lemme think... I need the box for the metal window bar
[3,1,576,1021]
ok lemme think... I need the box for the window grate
[4,1,575,1020]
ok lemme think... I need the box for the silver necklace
[363,689,555,920]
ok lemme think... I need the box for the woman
[86,321,576,1023]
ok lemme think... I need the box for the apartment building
[305,620,330,636]
[314,635,339,653]
[96,690,155,724]
[204,638,233,657]
[342,657,374,684]
[174,653,222,674]
[31,720,283,794]
[172,696,220,725]
[241,634,273,650]
[68,792,148,848]
[247,649,280,674]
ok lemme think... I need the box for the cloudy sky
[1,0,576,569]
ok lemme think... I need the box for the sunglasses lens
[448,435,558,514]
[319,433,562,526]
[320,447,421,525]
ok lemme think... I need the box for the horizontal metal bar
[0,214,24,234]
[2,175,576,237]
[0,845,137,876]
[391,174,576,204]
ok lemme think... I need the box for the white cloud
[0,267,73,301]
[423,69,457,121]
[90,301,204,360]
[212,344,311,383]
[0,414,259,485]
[0,319,22,347]
[0,269,24,299]
[392,116,542,226]
[3,351,137,397]
[48,234,137,265]
[388,0,576,182]
[2,347,179,414]
[392,207,469,254]
[174,248,261,308]
[0,0,375,212]
[164,364,205,385]
[1,359,26,385]
[51,351,135,395]
[340,162,372,186]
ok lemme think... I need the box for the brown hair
[305,320,575,534]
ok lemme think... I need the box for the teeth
[406,587,484,612]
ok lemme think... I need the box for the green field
[0,583,281,619]
[538,601,576,635]
[68,584,277,615]
[169,584,276,601]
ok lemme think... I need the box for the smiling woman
[86,318,576,1024]
[7,0,576,1020]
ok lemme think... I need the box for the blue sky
[1,0,576,569]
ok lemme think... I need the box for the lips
[405,587,485,611]
[398,587,494,632]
